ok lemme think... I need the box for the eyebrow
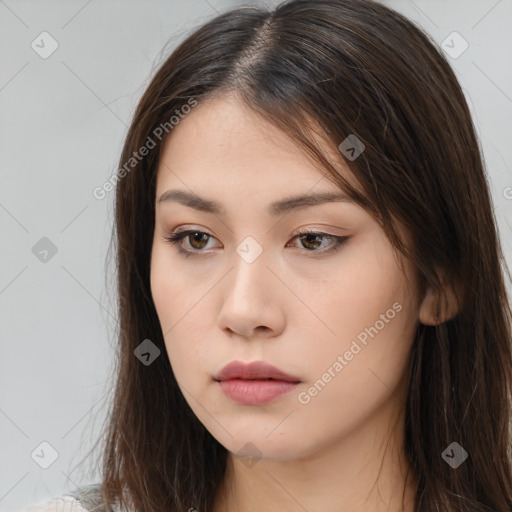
[158,189,353,216]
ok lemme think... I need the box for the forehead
[154,94,355,197]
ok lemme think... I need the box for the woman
[24,0,512,511]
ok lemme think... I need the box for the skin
[150,93,443,512]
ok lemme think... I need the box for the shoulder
[22,495,89,512]
[22,483,118,512]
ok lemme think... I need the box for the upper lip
[214,360,301,382]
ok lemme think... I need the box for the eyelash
[163,228,350,257]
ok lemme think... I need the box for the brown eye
[290,230,350,254]
[165,229,350,256]
[187,232,210,250]
[298,233,324,250]
[164,230,218,252]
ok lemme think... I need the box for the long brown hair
[84,0,512,510]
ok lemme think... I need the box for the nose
[217,246,286,340]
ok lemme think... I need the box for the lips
[214,360,301,405]
[214,360,301,383]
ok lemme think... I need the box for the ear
[419,271,461,326]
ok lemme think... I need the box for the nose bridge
[217,233,288,339]
[229,235,271,298]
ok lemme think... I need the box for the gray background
[1,1,511,511]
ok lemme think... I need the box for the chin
[207,421,316,463]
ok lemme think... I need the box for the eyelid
[168,224,347,238]
[163,225,351,256]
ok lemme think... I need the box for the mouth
[213,377,300,382]
[215,378,300,405]
[219,377,291,380]
[213,360,301,383]
[213,360,302,405]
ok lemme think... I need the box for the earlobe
[418,274,461,326]
[418,286,437,325]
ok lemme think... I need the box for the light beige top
[21,496,89,512]
[20,484,124,512]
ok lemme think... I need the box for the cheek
[293,240,417,394]
[294,243,411,348]
[150,245,198,329]
[291,301,416,450]
[150,255,212,386]
[298,297,415,399]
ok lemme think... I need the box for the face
[150,94,422,462]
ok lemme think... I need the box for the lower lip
[217,379,300,405]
